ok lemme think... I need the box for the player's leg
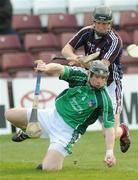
[107,81,131,153]
[5,108,28,129]
[5,108,30,142]
[41,143,66,171]
[36,109,74,171]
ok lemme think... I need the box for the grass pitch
[0,130,138,180]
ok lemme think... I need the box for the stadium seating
[126,66,138,74]
[38,51,85,66]
[1,52,34,76]
[12,15,42,35]
[24,33,60,54]
[59,32,76,48]
[83,12,93,26]
[33,0,68,27]
[38,51,69,65]
[0,35,22,54]
[121,50,138,73]
[120,11,138,31]
[47,13,79,34]
[0,72,10,78]
[39,51,61,62]
[117,30,133,47]
[11,0,33,15]
[2,1,138,76]
[133,30,138,44]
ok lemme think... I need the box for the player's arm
[61,27,86,62]
[61,43,84,67]
[35,60,64,76]
[102,91,116,167]
[61,43,79,60]
[101,36,123,65]
[104,127,116,167]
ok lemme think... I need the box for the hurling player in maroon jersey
[62,5,131,153]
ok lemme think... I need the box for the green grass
[0,130,138,180]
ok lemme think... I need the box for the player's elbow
[61,43,74,57]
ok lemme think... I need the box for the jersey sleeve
[59,66,88,87]
[69,26,92,49]
[100,32,123,64]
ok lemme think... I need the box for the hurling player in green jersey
[6,60,116,170]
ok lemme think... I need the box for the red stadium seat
[39,50,85,66]
[0,72,10,78]
[0,35,22,54]
[117,30,133,47]
[59,32,76,48]
[1,52,34,76]
[120,11,138,31]
[121,50,138,73]
[39,51,61,62]
[133,30,138,44]
[47,13,79,33]
[126,66,138,74]
[38,51,68,65]
[24,33,59,54]
[12,15,42,35]
[121,51,138,65]
[83,12,93,26]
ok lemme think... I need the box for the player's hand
[104,154,116,167]
[34,60,46,72]
[67,55,90,68]
[67,55,83,66]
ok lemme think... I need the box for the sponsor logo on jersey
[88,99,96,107]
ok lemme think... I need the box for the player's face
[89,74,107,89]
[94,21,111,35]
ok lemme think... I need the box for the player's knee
[42,162,63,171]
[5,109,13,122]
[42,149,64,171]
[5,108,20,125]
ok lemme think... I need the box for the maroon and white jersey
[69,26,123,86]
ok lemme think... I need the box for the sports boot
[12,130,30,142]
[120,123,131,153]
[36,164,42,170]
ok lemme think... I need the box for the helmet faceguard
[93,6,112,36]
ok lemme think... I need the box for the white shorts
[27,108,74,157]
[107,80,123,115]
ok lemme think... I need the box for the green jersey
[55,66,114,135]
